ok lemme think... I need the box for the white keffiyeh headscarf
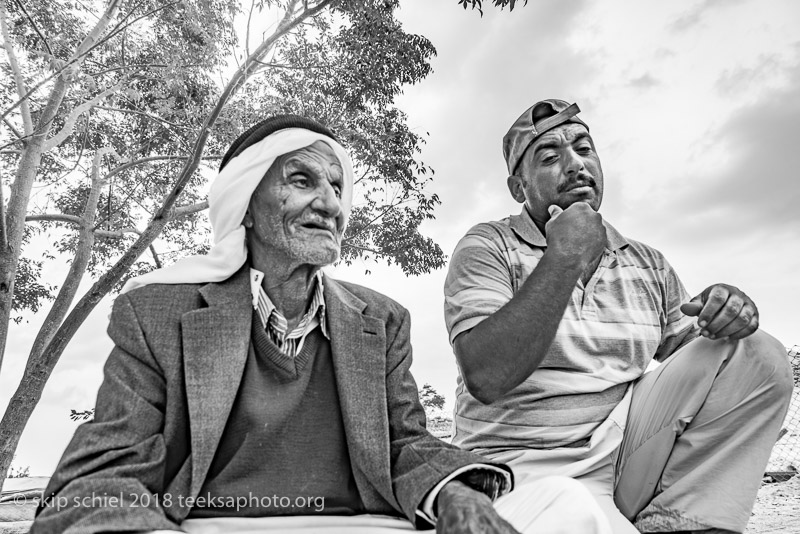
[121,128,354,293]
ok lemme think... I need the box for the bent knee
[739,330,793,400]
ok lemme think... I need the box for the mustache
[557,174,596,193]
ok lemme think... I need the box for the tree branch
[25,214,138,240]
[104,154,221,182]
[25,214,84,226]
[173,200,208,218]
[91,62,171,76]
[341,243,391,257]
[0,0,33,136]
[94,105,189,130]
[0,172,6,250]
[43,83,123,151]
[2,118,22,140]
[252,60,325,70]
[149,244,162,268]
[95,227,139,239]
[12,0,52,56]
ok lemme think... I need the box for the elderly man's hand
[680,283,759,341]
[435,480,520,534]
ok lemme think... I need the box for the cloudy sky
[3,0,799,476]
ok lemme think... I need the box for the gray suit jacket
[32,267,503,533]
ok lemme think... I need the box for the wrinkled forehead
[529,122,593,149]
[281,140,344,172]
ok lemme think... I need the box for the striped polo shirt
[443,208,699,453]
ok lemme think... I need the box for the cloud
[670,0,749,32]
[653,53,800,246]
[628,73,660,90]
[715,55,782,97]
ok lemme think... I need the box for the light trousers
[493,330,793,534]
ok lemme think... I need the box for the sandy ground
[746,475,800,534]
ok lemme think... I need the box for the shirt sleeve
[654,258,700,361]
[444,224,518,345]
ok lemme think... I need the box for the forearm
[454,249,584,404]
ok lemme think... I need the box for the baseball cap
[502,99,588,175]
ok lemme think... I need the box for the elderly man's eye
[291,173,310,187]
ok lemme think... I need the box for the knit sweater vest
[189,311,363,518]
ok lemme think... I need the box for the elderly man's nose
[312,182,341,216]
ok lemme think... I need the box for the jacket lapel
[181,267,252,498]
[324,279,394,508]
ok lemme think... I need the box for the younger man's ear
[506,175,526,204]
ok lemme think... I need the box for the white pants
[178,477,612,534]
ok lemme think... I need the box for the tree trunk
[0,0,122,373]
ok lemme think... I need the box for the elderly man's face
[244,140,348,268]
[509,123,604,222]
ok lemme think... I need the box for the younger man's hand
[680,283,759,341]
[435,480,520,534]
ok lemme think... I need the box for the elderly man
[443,100,793,534]
[32,115,612,534]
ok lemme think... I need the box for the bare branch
[25,214,85,226]
[25,214,138,239]
[104,154,221,182]
[0,150,21,156]
[95,227,140,239]
[2,118,22,140]
[173,200,208,218]
[246,0,256,68]
[252,60,325,70]
[0,172,6,250]
[0,0,33,136]
[91,146,120,183]
[92,62,168,76]
[341,243,391,257]
[43,84,123,151]
[12,0,53,56]
[149,244,162,268]
[94,105,189,130]
[354,164,374,186]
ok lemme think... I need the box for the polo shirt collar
[508,206,628,252]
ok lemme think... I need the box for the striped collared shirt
[250,269,329,358]
[444,208,699,453]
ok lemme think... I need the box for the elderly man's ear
[242,211,254,228]
[506,175,526,204]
